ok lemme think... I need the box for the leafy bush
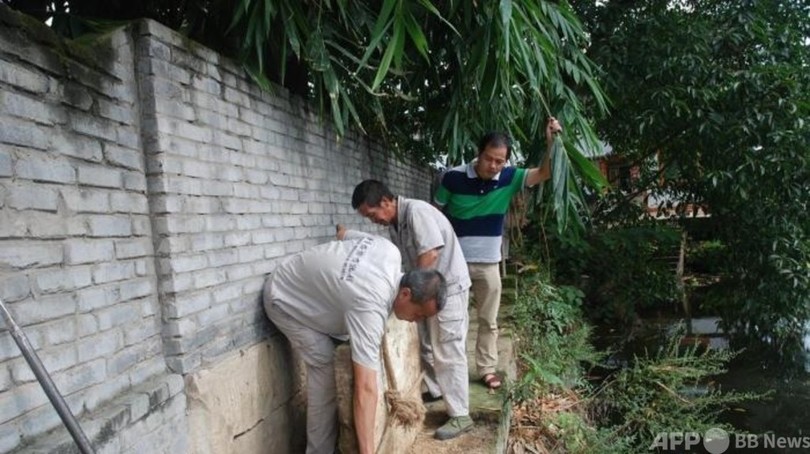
[550,224,683,323]
[591,327,763,452]
[510,272,599,402]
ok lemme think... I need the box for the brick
[77,313,99,337]
[0,365,11,393]
[11,344,77,383]
[54,357,107,395]
[96,302,140,330]
[0,273,30,303]
[34,266,92,293]
[64,239,115,264]
[93,261,136,284]
[167,254,207,273]
[127,358,165,389]
[115,239,151,259]
[7,184,59,211]
[124,392,150,422]
[78,164,123,188]
[9,294,76,326]
[192,269,227,290]
[0,149,11,176]
[0,91,63,125]
[105,145,144,171]
[61,82,94,110]
[0,242,63,269]
[0,419,20,452]
[60,187,110,213]
[163,318,196,337]
[165,292,210,318]
[0,63,49,94]
[0,382,50,424]
[87,215,132,237]
[123,320,160,346]
[123,171,147,191]
[77,331,121,363]
[0,117,49,149]
[110,192,148,213]
[131,215,151,236]
[80,376,130,413]
[76,286,119,312]
[97,98,135,124]
[70,112,118,142]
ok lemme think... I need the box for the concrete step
[408,306,517,453]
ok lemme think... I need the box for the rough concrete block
[0,118,49,149]
[0,91,62,125]
[92,261,136,284]
[77,313,99,337]
[0,382,50,425]
[34,266,92,293]
[11,344,77,383]
[0,417,20,452]
[114,238,151,259]
[97,99,134,124]
[78,165,123,188]
[123,171,146,191]
[16,152,76,183]
[7,184,59,211]
[97,302,140,330]
[70,112,118,142]
[165,292,210,318]
[191,269,227,290]
[54,357,107,396]
[119,279,153,301]
[60,187,110,213]
[0,149,11,176]
[51,131,104,162]
[0,63,49,94]
[0,273,30,303]
[110,193,148,214]
[167,254,208,273]
[6,294,76,326]
[105,145,144,171]
[64,239,115,264]
[87,215,132,237]
[123,320,159,346]
[77,330,121,363]
[76,285,118,312]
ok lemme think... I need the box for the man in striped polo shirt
[434,117,562,390]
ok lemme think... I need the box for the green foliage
[592,327,763,452]
[547,217,683,323]
[686,240,727,275]
[574,0,810,349]
[510,271,599,402]
[9,0,612,231]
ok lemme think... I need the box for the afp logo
[649,428,730,453]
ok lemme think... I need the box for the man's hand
[545,117,562,144]
[336,224,347,240]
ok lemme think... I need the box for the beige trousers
[468,263,502,378]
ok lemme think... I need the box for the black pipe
[0,298,95,454]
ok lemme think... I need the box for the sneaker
[421,392,443,403]
[434,415,474,440]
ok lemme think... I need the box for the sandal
[482,373,502,390]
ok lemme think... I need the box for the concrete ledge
[12,373,186,454]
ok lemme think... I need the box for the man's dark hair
[400,269,447,312]
[351,179,395,209]
[477,132,512,160]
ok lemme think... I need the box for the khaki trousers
[468,263,502,377]
[419,289,470,417]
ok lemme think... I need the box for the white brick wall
[0,9,429,454]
